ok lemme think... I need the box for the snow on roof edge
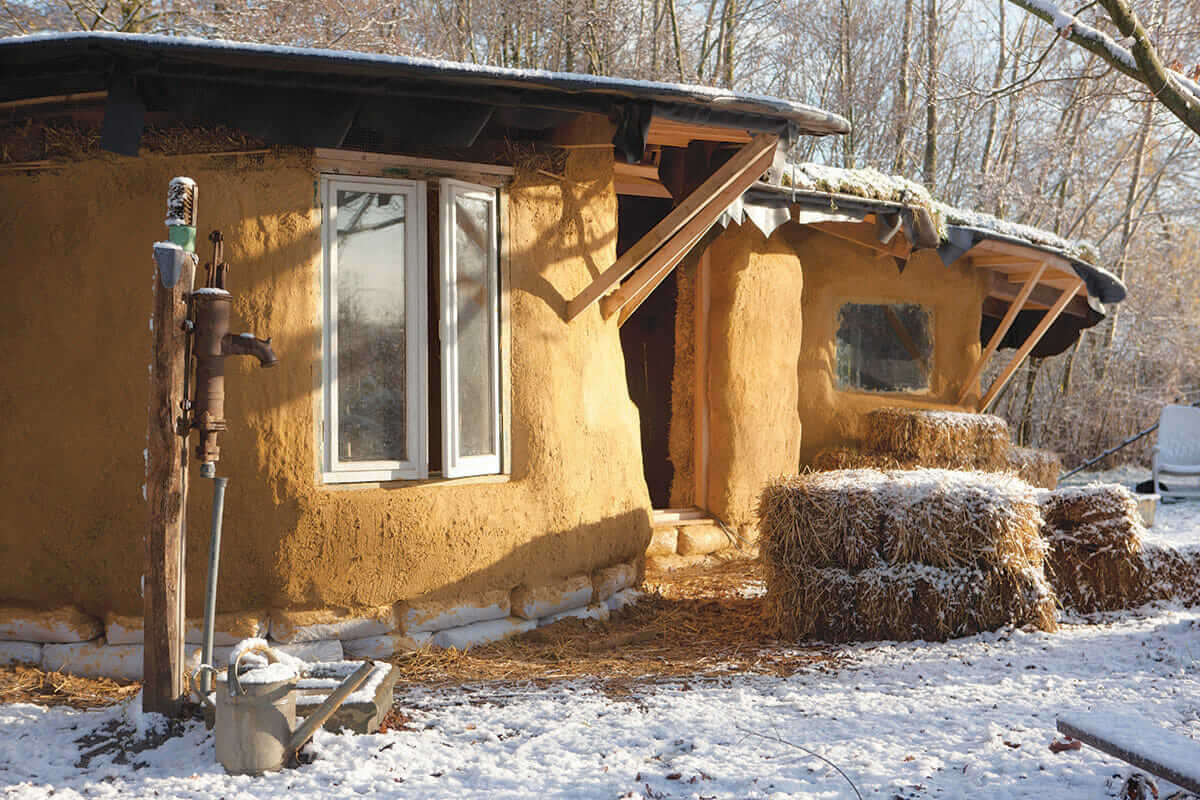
[0,31,850,134]
[779,161,1102,266]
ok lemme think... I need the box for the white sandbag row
[0,641,43,666]
[0,559,642,676]
[0,606,103,643]
[269,605,397,644]
[105,611,267,646]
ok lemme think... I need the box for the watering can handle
[227,644,280,697]
[189,665,219,711]
[287,660,375,757]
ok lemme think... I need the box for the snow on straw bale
[1038,483,1200,612]
[1007,447,1060,490]
[862,408,1011,471]
[1040,484,1152,613]
[758,468,1056,642]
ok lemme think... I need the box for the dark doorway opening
[617,195,677,508]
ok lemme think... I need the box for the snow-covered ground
[3,475,1199,800]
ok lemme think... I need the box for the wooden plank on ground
[956,262,1046,406]
[980,278,1084,411]
[1057,713,1200,794]
[565,133,778,321]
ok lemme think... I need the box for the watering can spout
[287,660,375,756]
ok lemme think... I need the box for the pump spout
[222,334,278,367]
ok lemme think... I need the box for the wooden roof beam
[986,271,1091,317]
[611,141,776,323]
[565,132,778,321]
[809,219,913,260]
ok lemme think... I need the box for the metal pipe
[1059,424,1159,481]
[199,476,228,694]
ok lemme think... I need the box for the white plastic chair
[1152,405,1200,499]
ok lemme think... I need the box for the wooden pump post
[145,179,198,715]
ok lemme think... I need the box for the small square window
[835,302,932,393]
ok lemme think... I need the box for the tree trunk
[980,0,1007,174]
[923,0,939,191]
[893,0,913,172]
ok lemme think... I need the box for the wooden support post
[565,133,778,321]
[956,262,1046,406]
[145,249,195,715]
[609,142,776,323]
[979,278,1084,412]
[694,248,711,509]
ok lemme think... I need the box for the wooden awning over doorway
[566,132,778,324]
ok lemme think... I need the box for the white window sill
[320,472,511,490]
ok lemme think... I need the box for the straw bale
[1007,447,1061,489]
[759,468,1054,642]
[759,469,1044,574]
[810,447,904,472]
[1040,484,1150,613]
[1040,484,1200,611]
[862,408,1010,471]
[763,562,1056,642]
[1141,546,1200,606]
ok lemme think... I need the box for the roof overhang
[0,32,849,159]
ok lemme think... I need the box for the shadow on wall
[0,143,648,619]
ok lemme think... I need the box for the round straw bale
[863,408,1011,471]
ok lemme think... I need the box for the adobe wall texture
[0,127,651,617]
[704,222,807,529]
[694,222,988,532]
[794,231,988,466]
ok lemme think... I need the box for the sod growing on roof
[759,468,1056,642]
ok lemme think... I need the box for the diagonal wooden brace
[565,133,778,322]
[957,262,1047,406]
[979,277,1085,412]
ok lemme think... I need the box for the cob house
[0,33,1125,679]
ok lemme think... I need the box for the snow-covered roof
[0,32,850,137]
[784,161,1098,262]
[771,162,1123,305]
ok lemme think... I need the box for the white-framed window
[320,174,502,483]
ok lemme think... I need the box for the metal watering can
[194,645,374,775]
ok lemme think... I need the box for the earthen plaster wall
[704,222,806,529]
[795,232,988,465]
[0,128,651,617]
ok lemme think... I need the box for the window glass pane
[835,302,932,393]
[335,189,407,462]
[453,193,495,458]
